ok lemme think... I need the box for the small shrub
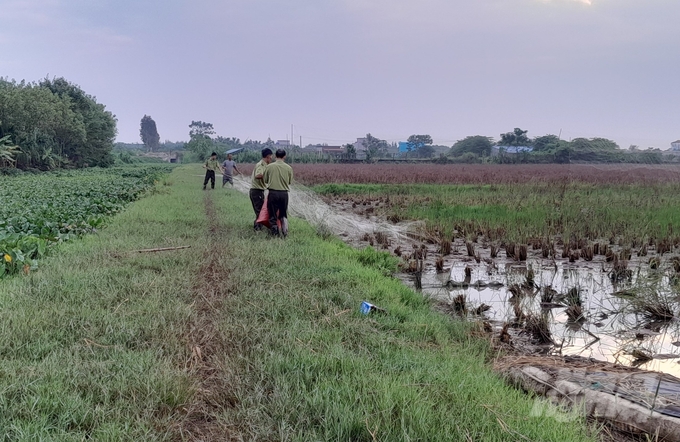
[353,246,398,275]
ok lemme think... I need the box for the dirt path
[174,193,239,441]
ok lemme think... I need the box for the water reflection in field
[413,252,680,377]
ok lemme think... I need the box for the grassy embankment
[0,165,595,440]
[314,182,680,245]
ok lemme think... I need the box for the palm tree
[0,135,21,168]
[38,147,66,169]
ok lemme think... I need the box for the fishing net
[232,175,424,244]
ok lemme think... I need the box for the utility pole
[291,124,294,148]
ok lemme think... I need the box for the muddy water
[406,241,680,378]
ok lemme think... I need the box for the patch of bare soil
[172,194,240,441]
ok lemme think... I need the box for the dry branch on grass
[135,245,191,253]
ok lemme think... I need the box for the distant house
[671,140,680,151]
[398,141,423,153]
[275,140,290,148]
[354,137,367,152]
[304,144,347,158]
[141,151,178,162]
[321,146,345,157]
[303,145,323,154]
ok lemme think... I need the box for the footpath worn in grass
[0,165,595,441]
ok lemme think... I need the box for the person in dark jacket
[249,148,273,230]
[263,149,293,237]
[203,152,221,190]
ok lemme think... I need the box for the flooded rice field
[316,190,680,378]
[408,239,680,378]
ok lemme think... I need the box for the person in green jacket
[263,149,293,237]
[203,152,221,190]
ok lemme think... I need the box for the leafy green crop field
[0,166,172,278]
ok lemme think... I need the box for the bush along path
[0,165,596,441]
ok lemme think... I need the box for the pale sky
[2,0,678,149]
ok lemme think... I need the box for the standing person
[263,149,293,237]
[221,153,240,187]
[203,152,221,190]
[250,148,273,230]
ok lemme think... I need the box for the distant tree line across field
[0,77,117,170]
[2,79,673,171]
[447,128,671,164]
[167,122,674,165]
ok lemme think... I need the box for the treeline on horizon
[124,123,673,165]
[2,77,674,172]
[0,77,117,171]
[446,128,671,164]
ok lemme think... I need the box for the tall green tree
[364,133,389,160]
[40,77,117,167]
[568,137,621,162]
[189,121,215,138]
[215,136,242,152]
[185,120,216,161]
[1,77,116,169]
[450,136,494,157]
[406,134,432,151]
[570,137,619,151]
[499,128,530,146]
[243,139,264,151]
[139,115,160,152]
[532,134,561,152]
[1,80,74,169]
[344,143,356,158]
[406,134,434,157]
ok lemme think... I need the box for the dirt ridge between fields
[173,193,240,441]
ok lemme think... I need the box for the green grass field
[314,182,680,246]
[0,166,596,441]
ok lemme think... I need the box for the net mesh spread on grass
[232,175,424,243]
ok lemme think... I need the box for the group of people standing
[249,148,293,237]
[202,148,293,238]
[202,152,240,189]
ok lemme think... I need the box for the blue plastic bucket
[360,301,374,315]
